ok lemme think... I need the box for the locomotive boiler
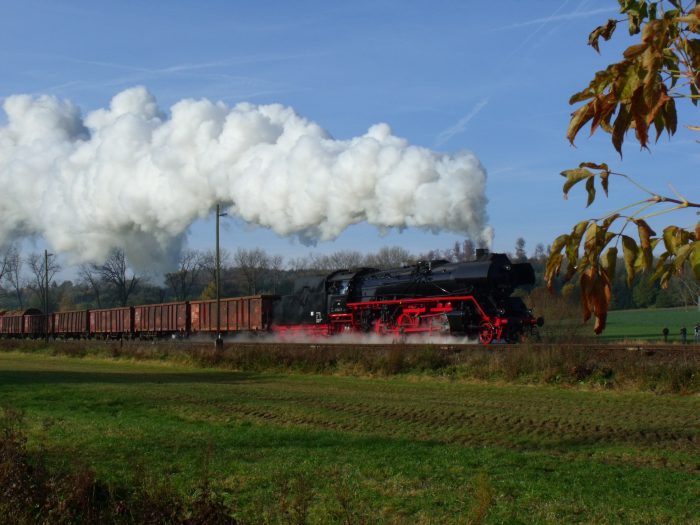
[272,250,543,343]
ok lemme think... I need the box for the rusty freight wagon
[133,302,189,338]
[189,295,277,335]
[0,308,28,337]
[90,307,134,339]
[0,309,37,337]
[24,312,52,338]
[53,310,90,338]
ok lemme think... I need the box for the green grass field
[603,307,700,341]
[0,351,698,524]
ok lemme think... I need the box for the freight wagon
[53,310,89,338]
[190,295,276,335]
[133,302,189,338]
[90,307,133,339]
[0,309,43,338]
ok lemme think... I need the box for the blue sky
[1,0,697,266]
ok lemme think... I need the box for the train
[0,250,543,344]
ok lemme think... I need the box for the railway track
[3,337,700,355]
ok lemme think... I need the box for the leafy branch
[547,0,700,334]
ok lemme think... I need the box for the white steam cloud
[0,86,491,268]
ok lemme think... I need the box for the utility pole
[44,249,52,342]
[215,204,225,350]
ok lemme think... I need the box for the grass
[0,351,698,523]
[602,306,699,342]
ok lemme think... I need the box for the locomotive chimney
[475,248,489,260]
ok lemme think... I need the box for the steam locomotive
[273,249,543,343]
[0,250,542,344]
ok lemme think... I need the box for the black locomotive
[273,249,543,343]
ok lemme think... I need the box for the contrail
[434,98,489,148]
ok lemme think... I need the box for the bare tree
[533,243,546,263]
[165,249,203,301]
[234,248,269,295]
[327,250,364,270]
[287,255,314,272]
[461,239,475,262]
[78,263,104,308]
[99,248,140,307]
[26,252,61,311]
[514,237,527,262]
[3,245,24,308]
[200,248,231,283]
[301,251,365,271]
[365,246,412,269]
[267,254,284,294]
[0,244,13,283]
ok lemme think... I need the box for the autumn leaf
[561,168,594,198]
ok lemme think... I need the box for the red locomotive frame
[273,295,538,344]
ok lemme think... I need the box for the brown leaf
[590,94,618,135]
[662,225,680,252]
[663,98,677,135]
[612,104,632,154]
[551,234,570,255]
[631,87,650,148]
[601,246,618,284]
[621,235,638,287]
[674,243,694,272]
[579,162,609,170]
[561,168,594,198]
[580,269,593,322]
[567,104,596,145]
[635,219,656,270]
[589,19,618,52]
[585,176,596,207]
[593,275,611,335]
[623,43,648,59]
[545,252,565,289]
[691,241,700,280]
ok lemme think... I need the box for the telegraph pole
[44,249,51,342]
[215,204,224,350]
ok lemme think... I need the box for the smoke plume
[0,87,491,268]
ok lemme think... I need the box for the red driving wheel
[479,322,495,345]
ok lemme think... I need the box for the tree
[233,248,269,295]
[200,248,231,284]
[462,239,476,262]
[99,248,141,307]
[267,254,285,294]
[0,244,13,283]
[26,252,61,311]
[546,0,700,333]
[365,246,412,268]
[165,249,203,301]
[533,243,547,263]
[514,237,527,262]
[3,245,24,308]
[78,263,103,308]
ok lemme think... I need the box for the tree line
[0,238,694,314]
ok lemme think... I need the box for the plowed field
[0,351,698,523]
